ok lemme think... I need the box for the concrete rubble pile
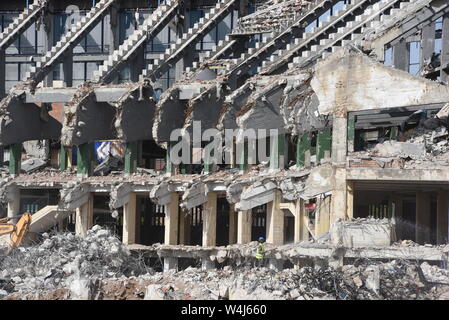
[0,225,150,298]
[349,124,449,169]
[235,0,309,34]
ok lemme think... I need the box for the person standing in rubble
[255,237,267,268]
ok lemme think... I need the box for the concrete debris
[330,218,393,248]
[0,226,150,298]
[420,262,449,285]
[372,141,426,160]
[3,260,448,300]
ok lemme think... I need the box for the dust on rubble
[1,226,449,300]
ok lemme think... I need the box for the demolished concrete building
[0,0,449,273]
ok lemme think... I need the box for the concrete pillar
[124,142,138,174]
[332,116,347,163]
[315,196,331,237]
[420,23,436,68]
[441,13,449,83]
[163,257,178,272]
[317,128,332,164]
[437,191,449,244]
[267,191,284,245]
[296,134,311,167]
[294,199,308,242]
[75,194,94,237]
[42,3,54,87]
[164,193,179,245]
[9,143,22,176]
[347,181,354,219]
[202,192,217,247]
[0,49,5,99]
[331,167,348,223]
[123,193,137,245]
[7,186,20,220]
[60,146,68,170]
[270,134,285,170]
[416,192,431,244]
[62,50,73,87]
[77,143,93,177]
[228,204,237,245]
[347,115,355,153]
[237,210,251,244]
[201,258,215,270]
[179,210,190,245]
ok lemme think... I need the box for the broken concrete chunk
[373,141,426,160]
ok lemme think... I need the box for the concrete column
[347,115,355,153]
[294,199,308,242]
[228,204,237,245]
[7,186,20,220]
[164,193,179,245]
[331,116,347,163]
[347,181,354,219]
[237,210,251,244]
[0,49,5,99]
[420,23,436,68]
[60,146,68,170]
[266,191,284,245]
[179,210,191,245]
[123,193,137,245]
[77,143,93,177]
[202,192,217,247]
[416,192,431,244]
[9,143,22,176]
[62,50,73,87]
[317,129,332,164]
[331,167,348,223]
[42,4,54,87]
[315,196,331,237]
[75,194,94,237]
[163,257,178,272]
[296,134,310,167]
[441,13,449,83]
[392,40,409,72]
[437,191,449,244]
[130,46,145,82]
[270,134,285,170]
[124,142,138,174]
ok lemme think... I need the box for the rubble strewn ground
[1,226,448,300]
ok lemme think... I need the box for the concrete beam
[109,183,133,210]
[312,49,449,115]
[61,91,115,147]
[59,183,91,211]
[150,182,173,206]
[115,83,155,142]
[235,180,277,211]
[181,181,208,211]
[0,93,62,146]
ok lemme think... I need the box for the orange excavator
[0,213,32,250]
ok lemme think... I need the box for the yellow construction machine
[0,213,32,249]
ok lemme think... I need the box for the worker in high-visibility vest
[255,237,267,268]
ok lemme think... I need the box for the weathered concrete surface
[181,181,208,210]
[114,82,155,142]
[183,84,226,136]
[312,49,449,116]
[373,141,426,160]
[236,79,286,133]
[59,183,91,211]
[61,88,115,146]
[330,218,393,247]
[152,87,186,144]
[0,93,62,145]
[235,179,277,211]
[302,164,333,199]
